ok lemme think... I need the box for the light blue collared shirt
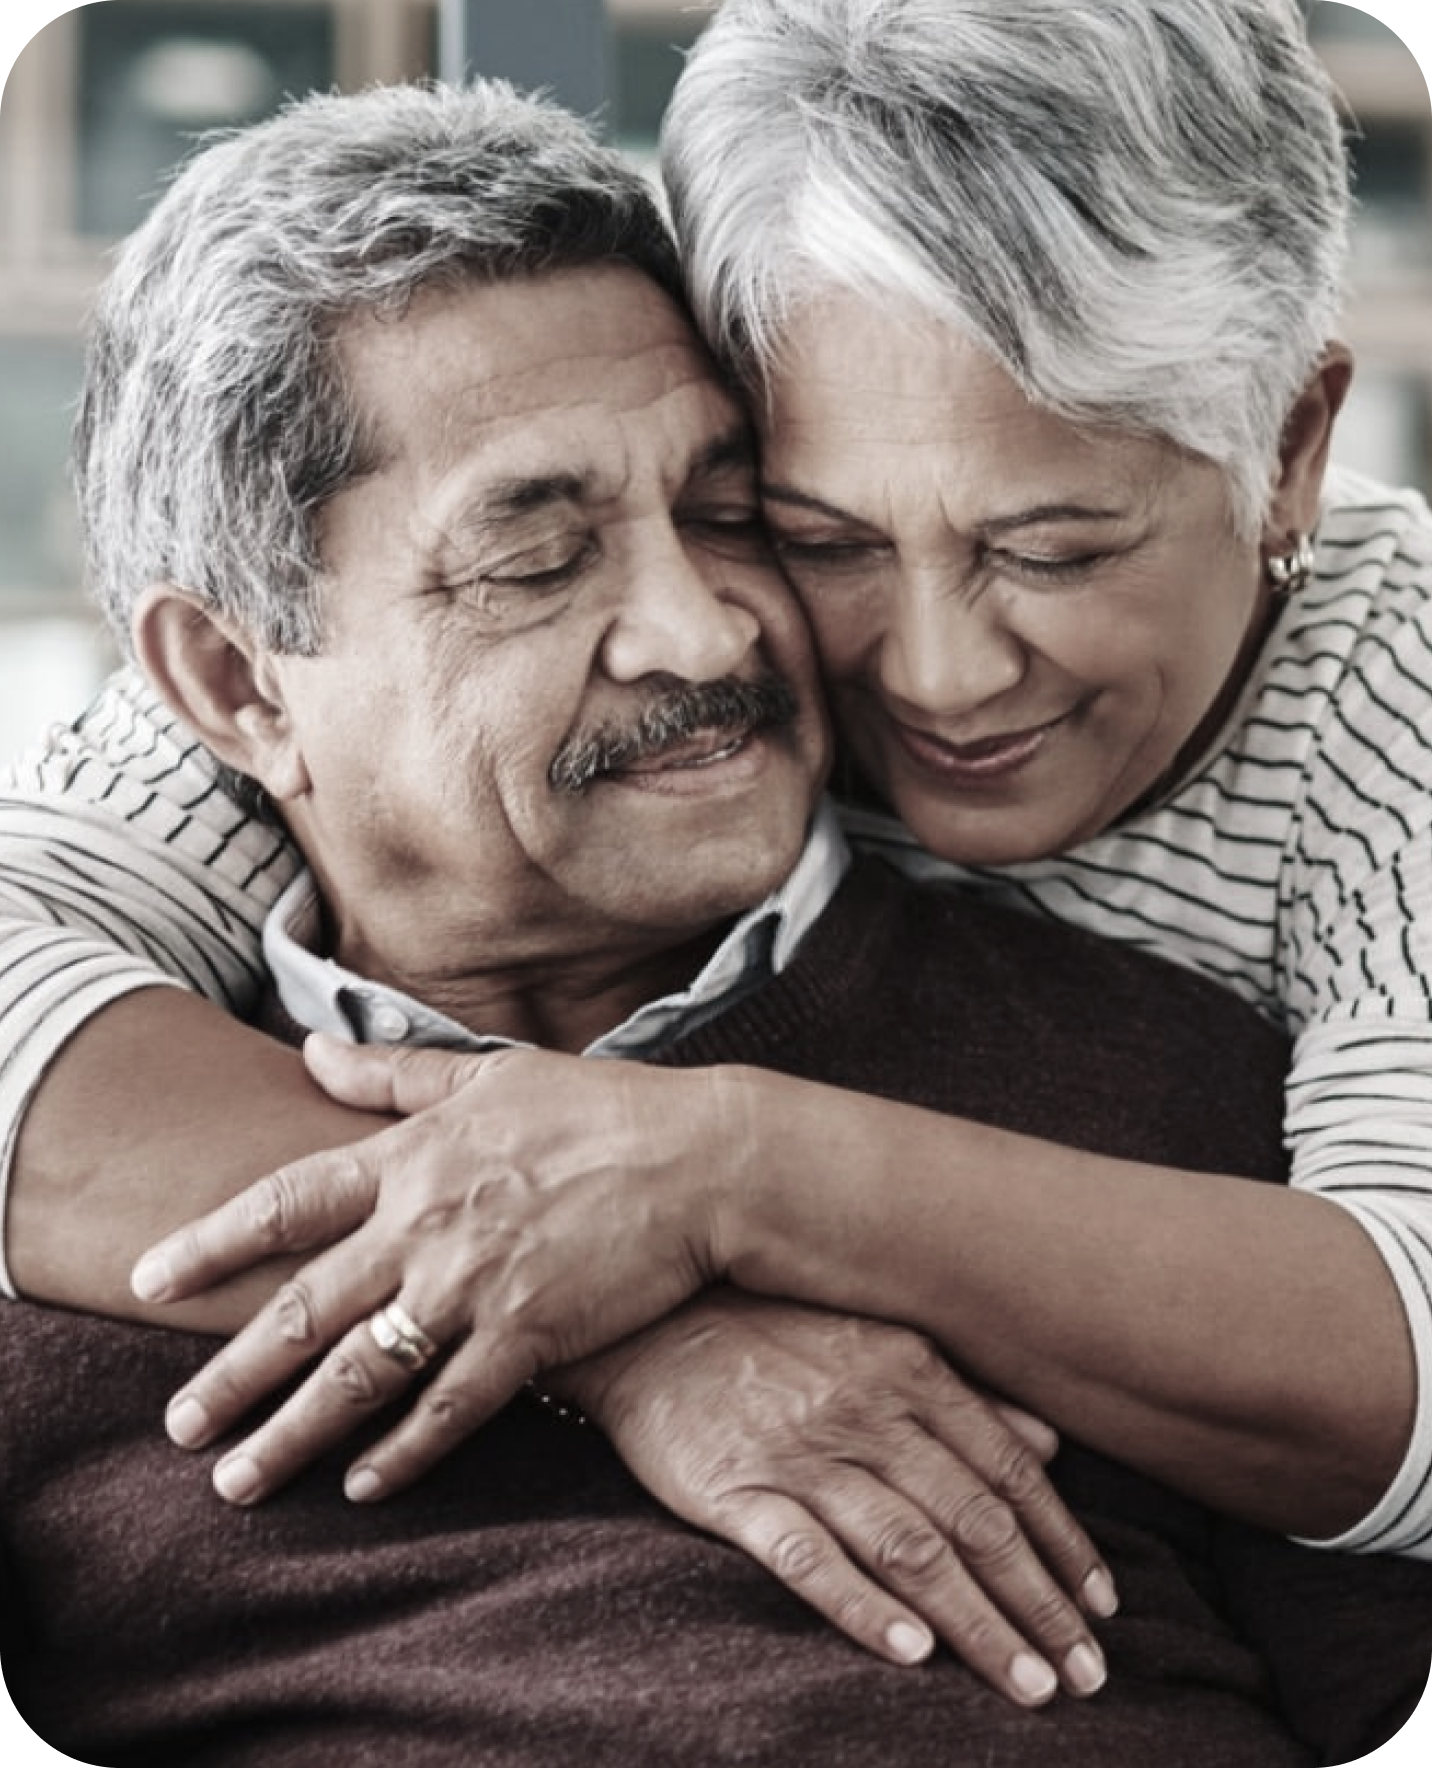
[263,799,850,1056]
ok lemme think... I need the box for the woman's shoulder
[1311,464,1432,615]
[1265,463,1432,730]
[1,663,295,886]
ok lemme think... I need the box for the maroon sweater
[3,856,1428,1766]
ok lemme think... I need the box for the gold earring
[1266,533,1315,597]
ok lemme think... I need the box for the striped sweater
[2,463,1430,1553]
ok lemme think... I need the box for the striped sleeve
[1285,1017,1432,1555]
[1272,488,1432,1553]
[0,668,299,1296]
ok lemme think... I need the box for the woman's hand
[563,1290,1116,1706]
[136,1037,726,1504]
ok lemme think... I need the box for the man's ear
[1264,341,1354,544]
[131,583,310,802]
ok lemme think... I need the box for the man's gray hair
[661,0,1351,536]
[76,79,683,654]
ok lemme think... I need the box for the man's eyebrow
[466,472,593,521]
[436,473,593,549]
[687,427,759,483]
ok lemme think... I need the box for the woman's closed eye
[987,547,1108,585]
[768,532,887,576]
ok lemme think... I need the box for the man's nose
[600,537,763,684]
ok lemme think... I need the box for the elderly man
[0,80,1429,1767]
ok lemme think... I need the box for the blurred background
[0,0,1428,763]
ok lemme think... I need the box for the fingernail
[345,1465,383,1503]
[131,1250,172,1302]
[1010,1653,1059,1705]
[166,1394,211,1448]
[1063,1641,1108,1697]
[884,1620,934,1665]
[1082,1567,1120,1618]
[214,1453,263,1505]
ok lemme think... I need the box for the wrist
[697,1063,771,1282]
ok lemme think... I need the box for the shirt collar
[262,798,849,1058]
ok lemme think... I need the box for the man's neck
[361,924,733,1053]
[262,803,849,1057]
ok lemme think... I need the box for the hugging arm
[6,1012,1114,1705]
[8,692,1410,1552]
[145,894,1416,1554]
[0,678,1109,1706]
[0,673,309,1312]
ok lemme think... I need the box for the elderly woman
[1,0,1429,1715]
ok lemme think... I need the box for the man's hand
[564,1290,1116,1705]
[133,1038,722,1503]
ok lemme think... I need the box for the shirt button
[368,1003,411,1043]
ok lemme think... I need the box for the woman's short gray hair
[76,79,682,655]
[661,0,1351,535]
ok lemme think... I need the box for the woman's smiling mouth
[890,713,1070,784]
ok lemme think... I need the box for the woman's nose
[875,583,1026,718]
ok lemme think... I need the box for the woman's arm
[715,1062,1413,1542]
[7,987,385,1323]
[0,669,305,1299]
[143,1039,1414,1542]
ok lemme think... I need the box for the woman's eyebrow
[759,480,851,518]
[758,484,1130,530]
[979,502,1128,533]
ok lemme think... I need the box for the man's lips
[608,729,754,777]
[548,672,799,795]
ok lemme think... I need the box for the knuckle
[326,1346,384,1407]
[947,1492,1023,1566]
[270,1280,321,1349]
[871,1518,949,1583]
[766,1527,832,1590]
[987,1439,1050,1508]
[413,1381,479,1449]
[1020,1586,1081,1646]
[824,1581,884,1640]
[946,1606,1007,1664]
[686,1449,751,1506]
[245,1170,307,1248]
[898,1331,946,1383]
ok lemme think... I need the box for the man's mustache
[549,671,801,795]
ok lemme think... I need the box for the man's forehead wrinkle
[429,412,753,540]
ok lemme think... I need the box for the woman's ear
[131,584,310,802]
[1264,341,1354,543]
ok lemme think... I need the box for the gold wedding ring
[367,1300,438,1372]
